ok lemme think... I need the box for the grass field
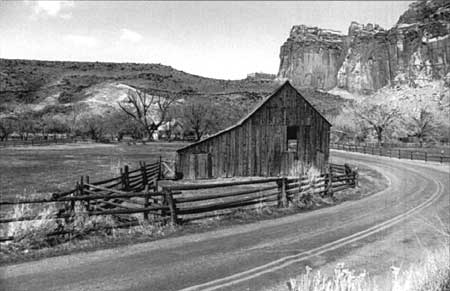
[0,142,187,200]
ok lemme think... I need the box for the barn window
[287,126,298,152]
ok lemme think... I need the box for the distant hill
[0,58,348,119]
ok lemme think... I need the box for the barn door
[189,153,212,179]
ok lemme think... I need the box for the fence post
[143,184,150,221]
[79,175,84,197]
[371,147,374,155]
[70,182,78,218]
[158,156,162,180]
[379,147,382,156]
[440,152,443,163]
[140,161,148,189]
[424,152,427,162]
[164,187,178,225]
[398,149,401,159]
[122,165,130,191]
[277,178,288,208]
[351,171,357,188]
[363,146,366,154]
[324,172,334,197]
[344,164,352,185]
[410,151,413,160]
[277,179,282,207]
[120,168,124,189]
[85,176,90,211]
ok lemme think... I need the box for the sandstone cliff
[277,25,346,90]
[277,0,450,94]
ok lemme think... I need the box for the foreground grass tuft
[287,223,450,291]
[287,264,375,291]
[391,245,450,291]
[287,247,449,291]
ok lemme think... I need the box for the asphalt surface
[1,151,449,291]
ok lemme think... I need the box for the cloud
[31,1,74,19]
[120,29,143,43]
[63,34,99,48]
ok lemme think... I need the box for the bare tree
[407,109,436,147]
[68,103,86,137]
[118,89,176,140]
[103,110,142,141]
[0,117,16,141]
[352,100,400,144]
[180,101,218,141]
[79,115,107,141]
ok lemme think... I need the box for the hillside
[0,59,279,103]
[0,58,348,119]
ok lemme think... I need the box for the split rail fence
[331,142,450,163]
[0,162,357,242]
[0,158,172,242]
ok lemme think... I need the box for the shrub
[2,203,60,250]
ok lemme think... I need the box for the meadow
[0,142,187,200]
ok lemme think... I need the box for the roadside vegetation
[285,217,450,291]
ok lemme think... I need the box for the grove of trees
[0,88,248,143]
[331,81,450,146]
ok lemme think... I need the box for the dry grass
[286,245,449,291]
[286,218,450,291]
[1,203,60,250]
[0,202,177,264]
[0,201,118,252]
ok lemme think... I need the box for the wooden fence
[331,143,450,163]
[0,138,78,147]
[0,162,357,242]
[0,159,165,242]
[163,165,356,223]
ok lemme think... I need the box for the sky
[0,1,413,80]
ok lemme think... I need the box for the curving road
[1,151,449,291]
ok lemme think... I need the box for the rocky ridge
[277,0,450,94]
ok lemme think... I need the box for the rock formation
[277,25,346,90]
[277,0,450,94]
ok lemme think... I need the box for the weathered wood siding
[176,82,331,178]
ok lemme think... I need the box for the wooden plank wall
[177,83,331,179]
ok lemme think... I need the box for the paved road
[1,151,449,291]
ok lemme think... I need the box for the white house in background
[154,119,184,140]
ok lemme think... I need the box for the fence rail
[331,143,450,163]
[0,162,357,242]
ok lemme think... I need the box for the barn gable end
[176,81,331,179]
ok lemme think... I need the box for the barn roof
[177,81,331,152]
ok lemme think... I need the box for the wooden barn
[176,81,331,179]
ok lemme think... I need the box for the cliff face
[277,25,347,90]
[337,23,391,94]
[387,0,449,87]
[277,0,450,94]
